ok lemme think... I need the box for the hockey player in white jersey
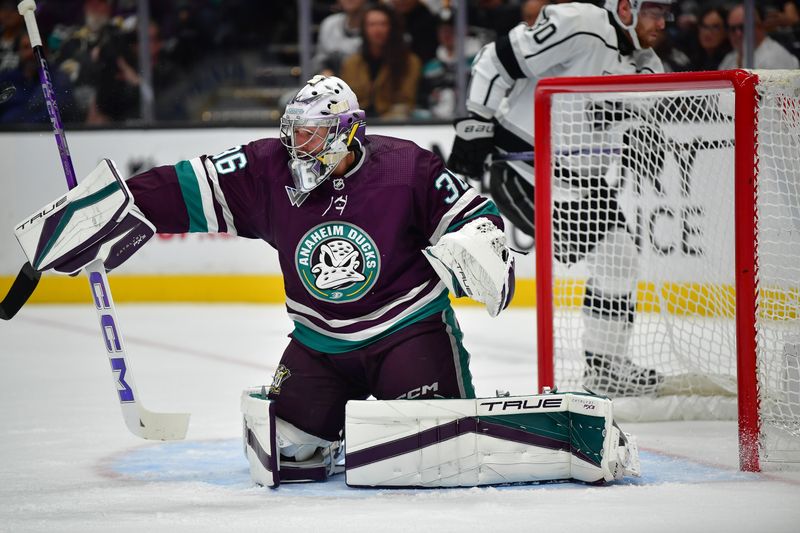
[448,0,674,396]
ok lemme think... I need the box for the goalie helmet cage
[534,70,800,472]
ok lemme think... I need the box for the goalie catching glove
[14,159,154,275]
[424,217,515,317]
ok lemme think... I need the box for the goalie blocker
[241,390,640,488]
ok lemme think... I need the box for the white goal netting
[538,70,800,467]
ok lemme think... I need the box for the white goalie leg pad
[274,417,343,483]
[423,217,514,317]
[241,388,280,487]
[345,393,640,487]
[240,387,342,487]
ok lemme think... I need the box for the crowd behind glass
[0,0,798,126]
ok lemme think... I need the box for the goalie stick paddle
[17,0,190,440]
[0,262,40,320]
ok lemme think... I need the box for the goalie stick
[0,262,40,320]
[15,0,189,440]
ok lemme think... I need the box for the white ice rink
[2,303,799,533]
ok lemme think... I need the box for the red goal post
[533,70,800,472]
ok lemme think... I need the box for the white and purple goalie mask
[280,75,366,193]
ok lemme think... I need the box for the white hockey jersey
[466,3,664,182]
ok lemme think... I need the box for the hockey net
[534,70,800,471]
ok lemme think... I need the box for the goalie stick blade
[0,262,41,320]
[131,410,191,441]
[84,259,191,441]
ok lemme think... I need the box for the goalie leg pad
[274,417,343,482]
[344,393,640,487]
[241,388,280,487]
[241,388,343,487]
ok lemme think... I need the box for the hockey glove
[424,217,515,317]
[447,116,495,180]
[14,159,155,276]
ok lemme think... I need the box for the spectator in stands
[654,29,692,72]
[469,0,522,39]
[55,0,118,122]
[718,4,800,69]
[418,10,481,118]
[685,5,731,71]
[764,1,800,32]
[763,1,800,61]
[340,3,421,119]
[0,0,25,73]
[390,0,439,64]
[312,0,367,76]
[672,0,700,35]
[164,0,212,69]
[0,34,79,124]
[89,19,175,123]
[522,0,551,26]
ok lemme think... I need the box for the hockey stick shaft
[18,1,77,186]
[489,146,625,165]
[1,1,78,321]
[17,0,189,440]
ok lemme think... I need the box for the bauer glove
[447,115,495,180]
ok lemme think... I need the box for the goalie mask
[280,75,366,194]
[604,0,675,49]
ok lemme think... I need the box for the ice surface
[1,304,799,532]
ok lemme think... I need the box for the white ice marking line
[18,315,272,371]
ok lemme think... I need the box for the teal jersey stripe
[442,305,475,398]
[291,290,452,354]
[35,181,121,269]
[446,201,501,234]
[174,160,208,233]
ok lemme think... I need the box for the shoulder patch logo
[295,222,380,303]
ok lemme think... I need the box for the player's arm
[128,142,269,239]
[449,5,603,178]
[445,40,508,180]
[14,143,270,276]
[418,154,515,317]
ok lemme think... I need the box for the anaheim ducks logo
[295,222,380,303]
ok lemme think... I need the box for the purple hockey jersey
[128,135,505,353]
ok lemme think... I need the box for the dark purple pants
[267,308,475,442]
